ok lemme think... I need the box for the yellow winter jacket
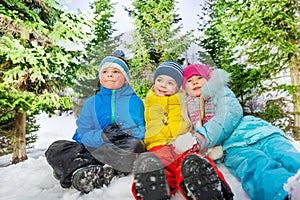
[144,88,190,150]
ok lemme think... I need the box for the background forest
[0,0,299,164]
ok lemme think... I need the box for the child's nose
[107,71,113,76]
[160,81,167,87]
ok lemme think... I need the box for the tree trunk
[290,54,300,140]
[12,110,28,164]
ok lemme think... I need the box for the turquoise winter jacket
[195,69,295,200]
[72,84,145,148]
[195,69,286,149]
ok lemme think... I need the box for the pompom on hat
[112,50,125,58]
[183,64,211,88]
[153,60,183,88]
[99,50,130,82]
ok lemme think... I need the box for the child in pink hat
[179,63,300,200]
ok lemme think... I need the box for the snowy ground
[2,112,298,200]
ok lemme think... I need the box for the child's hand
[102,124,129,144]
[173,132,197,154]
[195,133,206,150]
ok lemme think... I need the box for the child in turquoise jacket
[179,63,300,200]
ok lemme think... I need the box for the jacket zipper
[111,89,115,124]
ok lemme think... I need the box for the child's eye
[113,70,120,74]
[168,82,174,86]
[187,79,192,83]
[198,76,203,80]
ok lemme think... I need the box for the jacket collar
[98,83,134,97]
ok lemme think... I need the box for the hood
[201,69,231,100]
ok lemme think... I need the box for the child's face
[153,75,179,96]
[100,67,127,90]
[185,75,207,97]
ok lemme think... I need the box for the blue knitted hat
[99,50,130,81]
[154,60,183,88]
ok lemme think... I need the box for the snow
[284,170,300,198]
[2,112,297,200]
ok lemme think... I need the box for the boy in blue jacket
[45,50,145,194]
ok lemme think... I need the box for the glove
[102,124,129,144]
[207,145,223,160]
[173,132,197,154]
[173,132,206,154]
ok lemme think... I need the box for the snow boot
[72,165,113,194]
[133,152,170,200]
[181,154,233,200]
[103,165,115,185]
[53,171,60,180]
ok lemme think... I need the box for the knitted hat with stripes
[154,60,183,88]
[99,50,130,82]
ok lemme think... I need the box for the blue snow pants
[224,134,300,200]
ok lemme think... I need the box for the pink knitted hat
[183,64,211,88]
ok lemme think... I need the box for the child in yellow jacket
[143,76,189,150]
[131,60,233,200]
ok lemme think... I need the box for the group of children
[45,50,300,200]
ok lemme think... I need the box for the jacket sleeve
[195,87,243,147]
[129,96,146,141]
[74,97,105,148]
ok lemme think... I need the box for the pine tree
[0,0,91,163]
[199,0,300,137]
[127,0,193,96]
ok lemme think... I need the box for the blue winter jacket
[72,84,145,148]
[195,69,286,150]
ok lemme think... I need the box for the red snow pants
[131,144,231,199]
